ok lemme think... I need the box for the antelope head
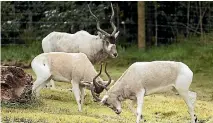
[91,63,112,101]
[88,3,119,58]
[90,63,121,114]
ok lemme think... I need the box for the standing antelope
[91,61,197,123]
[42,3,119,89]
[42,3,119,64]
[31,52,111,112]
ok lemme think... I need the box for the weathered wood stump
[1,66,33,103]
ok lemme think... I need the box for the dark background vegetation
[2,1,213,46]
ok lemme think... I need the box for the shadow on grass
[1,96,43,109]
[2,116,48,123]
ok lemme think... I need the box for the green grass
[1,41,42,65]
[110,40,213,75]
[1,36,213,122]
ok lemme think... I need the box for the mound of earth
[1,66,33,103]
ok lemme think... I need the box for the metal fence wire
[1,1,213,46]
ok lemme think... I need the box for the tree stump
[1,66,33,103]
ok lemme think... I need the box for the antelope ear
[98,31,105,39]
[114,31,120,38]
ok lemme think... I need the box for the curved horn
[91,86,101,102]
[104,63,112,87]
[110,3,117,36]
[88,4,110,37]
[93,63,103,89]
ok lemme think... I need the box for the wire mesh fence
[1,1,213,46]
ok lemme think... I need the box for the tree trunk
[138,1,146,49]
[12,4,16,44]
[154,1,158,46]
[199,1,204,42]
[208,2,211,32]
[28,10,33,30]
[116,3,120,30]
[187,2,190,38]
[28,2,33,30]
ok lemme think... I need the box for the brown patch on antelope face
[108,36,116,44]
[94,81,105,94]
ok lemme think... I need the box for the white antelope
[42,3,119,64]
[91,61,197,123]
[31,52,111,112]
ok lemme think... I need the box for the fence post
[138,1,146,49]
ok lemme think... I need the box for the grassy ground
[1,42,42,67]
[1,68,213,123]
[1,36,213,123]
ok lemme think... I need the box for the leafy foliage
[1,1,117,44]
[2,1,212,46]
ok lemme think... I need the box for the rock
[1,66,33,103]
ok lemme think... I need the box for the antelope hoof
[194,114,198,123]
[140,115,143,119]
